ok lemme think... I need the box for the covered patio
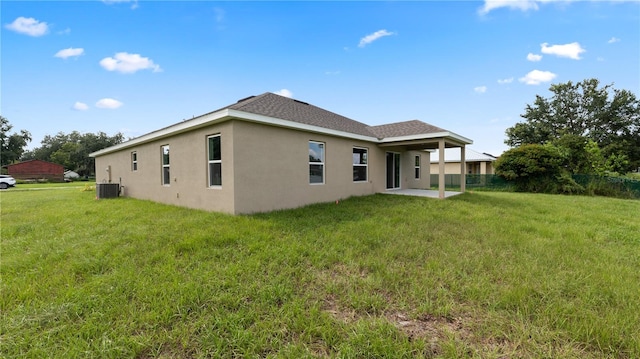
[373,121,473,199]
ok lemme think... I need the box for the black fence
[431,174,640,198]
[430,174,513,190]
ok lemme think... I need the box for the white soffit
[379,132,473,145]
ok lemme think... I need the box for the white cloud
[5,17,49,37]
[358,29,395,48]
[100,52,162,74]
[212,7,226,30]
[102,0,138,9]
[608,37,620,44]
[519,70,557,85]
[479,0,539,15]
[540,42,585,60]
[480,0,639,15]
[55,47,84,59]
[96,98,123,109]
[497,77,514,84]
[58,28,71,35]
[120,128,143,139]
[214,7,225,23]
[274,89,293,98]
[527,53,542,62]
[474,86,488,94]
[73,102,89,111]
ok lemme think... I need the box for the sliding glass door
[386,152,401,189]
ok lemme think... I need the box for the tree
[0,116,32,166]
[25,131,124,176]
[495,144,583,194]
[552,134,591,174]
[505,79,640,173]
[495,144,562,189]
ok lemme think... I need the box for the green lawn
[1,188,639,358]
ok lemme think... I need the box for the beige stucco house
[90,93,472,214]
[429,148,497,175]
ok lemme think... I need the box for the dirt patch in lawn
[322,295,517,357]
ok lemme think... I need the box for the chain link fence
[431,174,640,198]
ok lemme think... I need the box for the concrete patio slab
[381,189,463,198]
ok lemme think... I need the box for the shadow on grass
[249,193,443,233]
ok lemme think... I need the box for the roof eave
[90,108,381,157]
[430,159,496,163]
[90,109,234,157]
[379,131,473,145]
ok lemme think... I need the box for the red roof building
[6,159,65,182]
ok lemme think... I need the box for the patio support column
[438,139,445,199]
[460,145,466,193]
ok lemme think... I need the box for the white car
[0,175,16,189]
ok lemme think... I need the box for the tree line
[1,116,123,176]
[496,78,640,194]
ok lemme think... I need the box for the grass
[1,187,639,358]
[8,181,88,190]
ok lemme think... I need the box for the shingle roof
[227,92,376,137]
[367,120,447,139]
[90,92,472,157]
[224,93,457,140]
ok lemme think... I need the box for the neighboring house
[90,93,473,214]
[6,159,64,182]
[430,148,497,175]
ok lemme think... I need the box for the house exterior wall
[405,151,430,189]
[95,121,237,213]
[7,160,64,181]
[231,121,383,213]
[95,120,440,214]
[97,121,402,214]
[429,161,494,175]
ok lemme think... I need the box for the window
[353,147,368,182]
[208,135,222,187]
[161,145,170,185]
[414,155,421,179]
[309,141,324,184]
[131,151,138,171]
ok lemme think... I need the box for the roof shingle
[367,120,447,139]
[227,92,376,137]
[225,93,455,140]
[91,92,471,158]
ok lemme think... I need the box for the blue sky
[2,0,639,156]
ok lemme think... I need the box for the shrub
[495,144,565,193]
[555,173,585,195]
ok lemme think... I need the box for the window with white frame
[161,145,170,185]
[353,147,368,182]
[414,155,421,179]
[131,151,138,171]
[208,134,222,187]
[309,141,325,184]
